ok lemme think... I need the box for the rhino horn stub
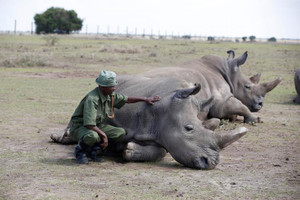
[174,83,201,99]
[261,77,282,94]
[250,73,261,84]
[217,127,248,149]
[227,50,235,60]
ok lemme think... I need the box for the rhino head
[226,50,282,112]
[155,83,247,169]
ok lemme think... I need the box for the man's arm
[85,125,108,149]
[127,96,161,105]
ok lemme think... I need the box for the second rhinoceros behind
[294,68,300,103]
[143,50,282,124]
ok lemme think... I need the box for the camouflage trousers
[70,124,126,147]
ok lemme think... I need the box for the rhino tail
[50,120,76,144]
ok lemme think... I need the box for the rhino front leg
[214,97,259,123]
[123,142,167,162]
[202,118,220,131]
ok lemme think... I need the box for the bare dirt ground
[1,70,299,200]
[0,36,299,199]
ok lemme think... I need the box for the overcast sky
[1,0,299,39]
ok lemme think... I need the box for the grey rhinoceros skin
[108,75,248,169]
[51,50,281,169]
[294,68,300,103]
[142,50,282,123]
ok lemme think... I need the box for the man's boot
[88,143,103,162]
[74,140,89,164]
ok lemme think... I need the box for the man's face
[100,86,115,96]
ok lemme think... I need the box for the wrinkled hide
[51,51,279,169]
[294,68,300,103]
[142,50,282,123]
[108,76,247,169]
[51,76,248,170]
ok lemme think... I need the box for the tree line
[34,7,277,42]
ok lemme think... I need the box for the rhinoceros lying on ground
[52,76,248,169]
[142,50,282,124]
[51,50,281,169]
[294,68,300,103]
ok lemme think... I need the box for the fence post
[14,20,17,34]
[31,22,33,35]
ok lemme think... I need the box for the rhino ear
[174,83,201,99]
[250,73,261,84]
[234,51,248,66]
[227,50,235,60]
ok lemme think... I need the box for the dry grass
[0,35,299,199]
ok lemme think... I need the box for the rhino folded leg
[123,142,166,162]
[216,97,259,124]
[202,118,220,131]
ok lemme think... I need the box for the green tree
[207,36,215,41]
[268,37,277,42]
[242,36,247,42]
[34,7,83,34]
[249,35,256,42]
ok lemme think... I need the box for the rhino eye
[245,84,251,89]
[184,124,194,131]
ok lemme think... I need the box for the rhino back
[109,76,184,142]
[143,57,231,99]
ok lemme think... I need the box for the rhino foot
[202,118,220,131]
[244,116,261,124]
[123,142,166,162]
[294,96,300,104]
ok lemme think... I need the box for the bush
[182,35,191,40]
[207,36,215,41]
[34,7,83,34]
[43,36,59,46]
[249,35,256,42]
[1,57,48,68]
[242,37,247,42]
[268,37,277,42]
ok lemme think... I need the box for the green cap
[95,70,118,87]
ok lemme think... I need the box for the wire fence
[1,23,299,44]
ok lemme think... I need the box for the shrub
[34,7,83,34]
[249,35,256,42]
[207,36,215,41]
[268,37,277,42]
[43,36,59,46]
[182,35,191,40]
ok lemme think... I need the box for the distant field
[0,35,299,199]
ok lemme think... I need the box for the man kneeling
[70,70,160,164]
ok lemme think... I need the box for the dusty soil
[1,35,300,199]
[1,70,299,200]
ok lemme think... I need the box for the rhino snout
[192,156,218,170]
[251,97,264,112]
